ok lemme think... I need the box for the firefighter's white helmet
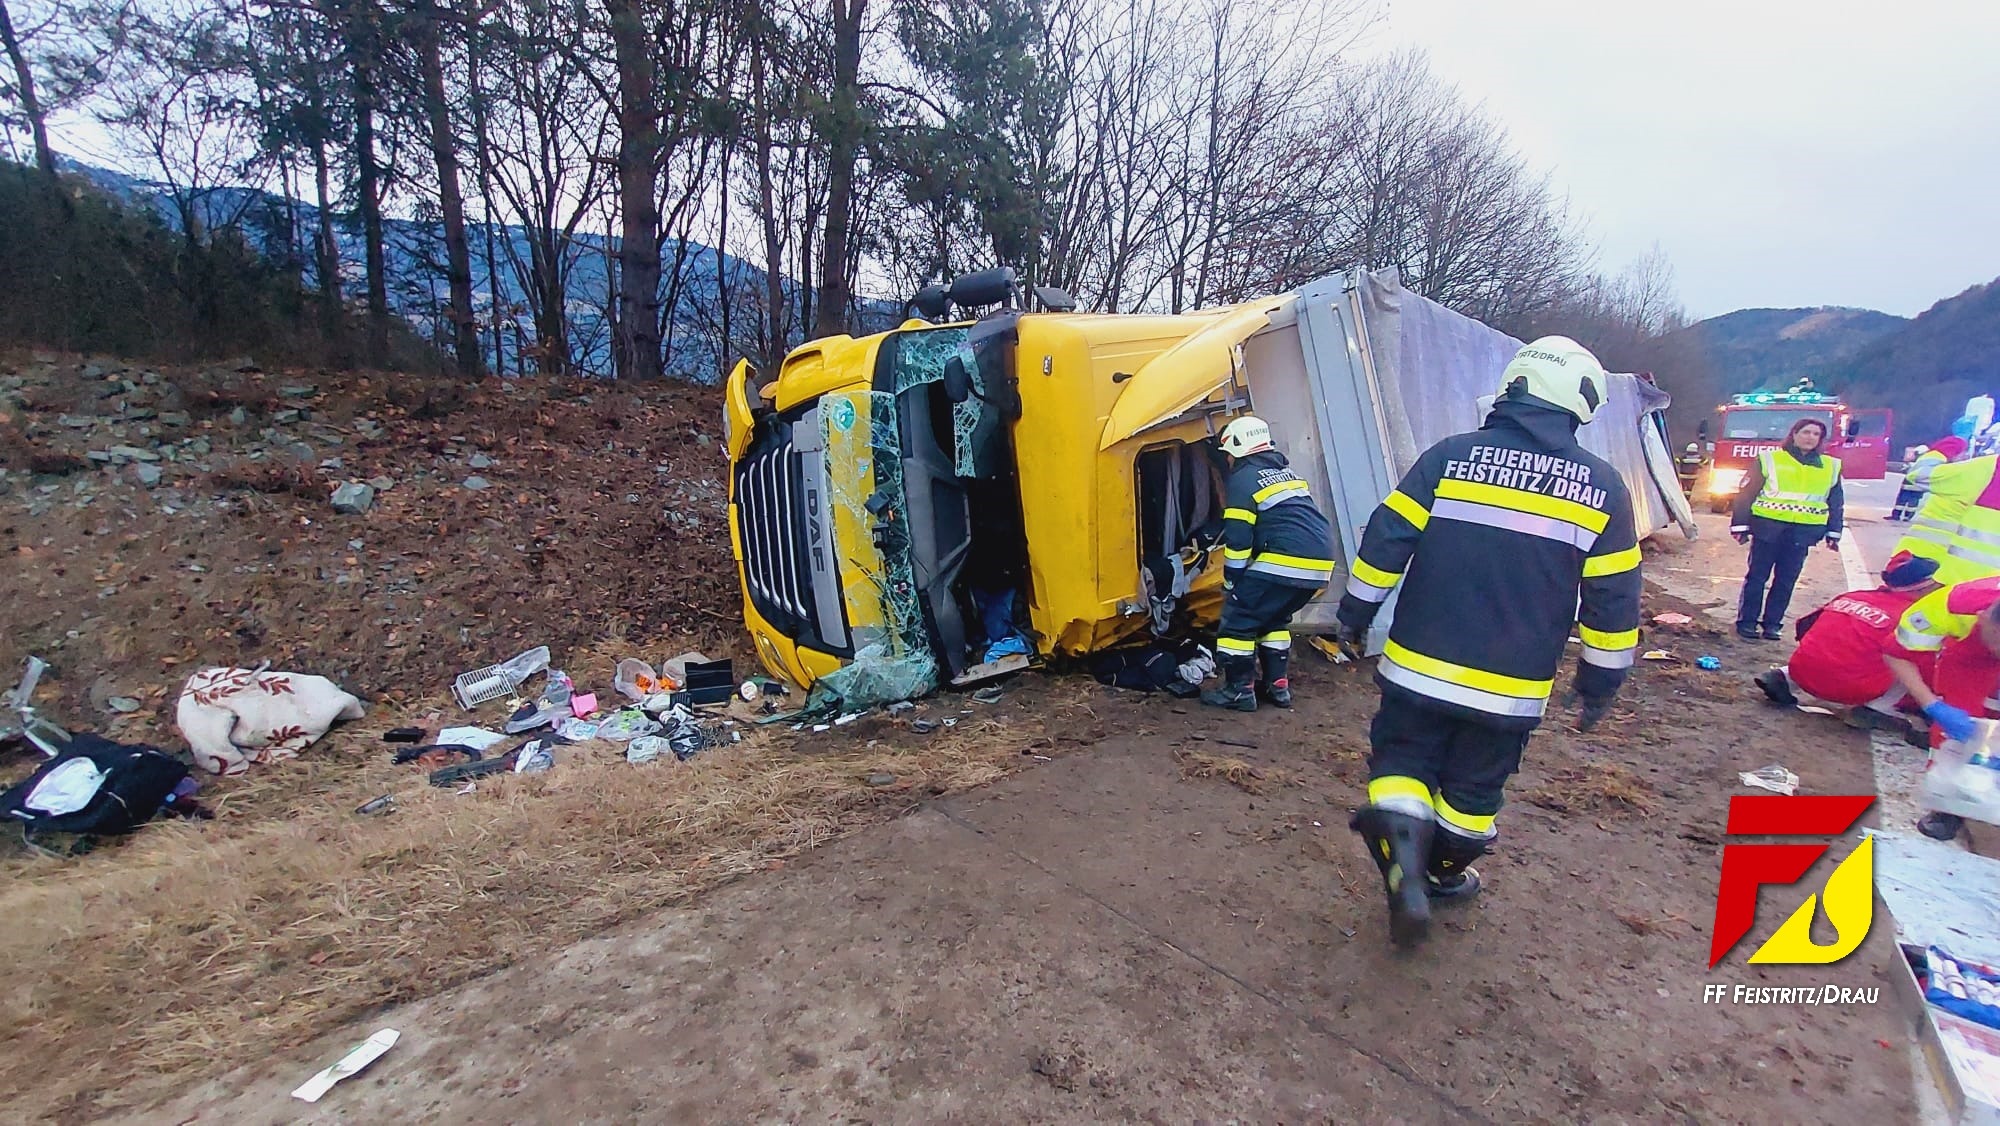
[1499,336,1609,424]
[1219,415,1273,457]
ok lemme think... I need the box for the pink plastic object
[571,693,597,718]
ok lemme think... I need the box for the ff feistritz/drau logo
[1708,795,1876,968]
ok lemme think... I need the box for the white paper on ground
[436,726,506,751]
[291,1028,399,1103]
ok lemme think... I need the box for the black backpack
[2,733,189,841]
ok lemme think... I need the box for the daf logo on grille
[806,486,826,569]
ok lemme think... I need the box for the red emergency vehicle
[1703,390,1892,513]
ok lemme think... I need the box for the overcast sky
[1367,0,2000,320]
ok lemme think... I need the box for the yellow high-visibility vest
[1749,448,1839,524]
[1898,456,2000,583]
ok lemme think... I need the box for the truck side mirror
[1846,419,1861,440]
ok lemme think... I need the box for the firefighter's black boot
[1256,646,1293,708]
[1350,806,1433,948]
[1426,829,1487,904]
[1201,652,1257,712]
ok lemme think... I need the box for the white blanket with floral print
[175,667,366,775]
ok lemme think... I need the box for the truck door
[1844,408,1891,480]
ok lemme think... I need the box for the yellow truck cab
[724,269,1262,696]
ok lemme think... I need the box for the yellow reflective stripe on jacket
[1246,551,1334,582]
[1383,489,1430,530]
[1223,507,1257,525]
[1582,544,1642,578]
[1253,480,1312,509]
[1433,478,1610,535]
[1578,624,1639,650]
[1350,556,1402,590]
[1578,624,1639,669]
[1381,639,1554,699]
[1894,588,1972,652]
[1379,643,1551,719]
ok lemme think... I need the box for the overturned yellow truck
[723,268,1696,700]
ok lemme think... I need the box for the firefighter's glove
[1334,622,1367,663]
[1923,700,1977,743]
[1574,693,1614,733]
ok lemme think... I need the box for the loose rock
[331,482,376,514]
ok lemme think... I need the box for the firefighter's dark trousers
[1216,573,1319,661]
[1363,687,1531,848]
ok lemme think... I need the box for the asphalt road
[1842,474,1906,576]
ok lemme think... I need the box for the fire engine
[1703,389,1890,513]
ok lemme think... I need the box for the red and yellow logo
[1708,795,1875,967]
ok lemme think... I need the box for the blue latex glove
[1924,700,1977,743]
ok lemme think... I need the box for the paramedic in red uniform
[1881,575,2000,841]
[1753,552,1940,722]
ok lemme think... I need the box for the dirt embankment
[1,350,739,742]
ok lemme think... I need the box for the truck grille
[735,436,812,624]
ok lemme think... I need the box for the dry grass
[1519,763,1656,815]
[1174,749,1288,794]
[0,688,1064,1123]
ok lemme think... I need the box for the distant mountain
[1652,290,2000,448]
[1664,306,1907,392]
[1832,280,2000,446]
[54,155,846,381]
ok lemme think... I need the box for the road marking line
[1837,530,1871,592]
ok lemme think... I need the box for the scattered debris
[291,1029,398,1104]
[910,718,939,734]
[105,695,142,713]
[452,646,550,710]
[1640,649,1678,662]
[1652,612,1694,626]
[614,658,664,701]
[594,709,661,742]
[626,735,671,764]
[175,667,366,775]
[354,794,394,816]
[971,686,1005,704]
[866,772,898,787]
[462,475,491,490]
[511,739,556,774]
[434,726,506,752]
[1696,656,1722,670]
[1738,764,1800,796]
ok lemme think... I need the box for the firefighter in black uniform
[1202,415,1338,711]
[1335,336,1642,948]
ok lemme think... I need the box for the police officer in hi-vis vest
[1731,418,1844,642]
